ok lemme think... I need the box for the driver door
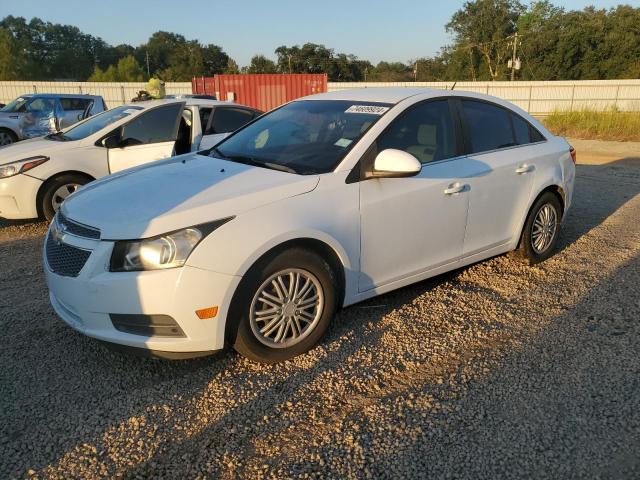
[359,99,474,291]
[107,103,183,173]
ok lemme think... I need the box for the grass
[543,107,640,142]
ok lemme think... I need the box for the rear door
[199,107,257,149]
[107,103,183,173]
[456,99,538,255]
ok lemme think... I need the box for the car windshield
[211,100,392,174]
[1,97,30,112]
[48,105,143,141]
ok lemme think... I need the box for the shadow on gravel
[358,252,640,479]
[557,159,640,253]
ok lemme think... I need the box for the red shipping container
[192,74,327,112]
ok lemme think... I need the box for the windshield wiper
[212,148,297,174]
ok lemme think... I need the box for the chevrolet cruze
[44,88,576,363]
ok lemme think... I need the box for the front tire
[0,128,18,147]
[516,192,562,265]
[230,248,338,363]
[40,174,91,221]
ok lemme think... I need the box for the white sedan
[44,88,576,363]
[0,99,261,220]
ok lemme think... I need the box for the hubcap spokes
[52,184,80,211]
[531,204,557,254]
[250,268,324,348]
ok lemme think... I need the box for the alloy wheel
[249,268,324,349]
[531,203,558,254]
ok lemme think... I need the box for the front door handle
[515,164,534,174]
[444,182,467,195]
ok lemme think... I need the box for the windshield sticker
[334,138,353,148]
[345,105,390,115]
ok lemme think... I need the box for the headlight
[109,218,233,272]
[0,156,49,179]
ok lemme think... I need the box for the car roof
[301,87,438,104]
[122,98,252,109]
[29,93,103,99]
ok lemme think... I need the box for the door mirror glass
[102,133,122,149]
[373,149,422,178]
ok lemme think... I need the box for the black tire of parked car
[516,191,563,265]
[0,128,18,147]
[229,248,338,363]
[39,173,93,221]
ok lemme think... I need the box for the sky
[2,0,638,66]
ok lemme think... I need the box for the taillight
[569,146,577,164]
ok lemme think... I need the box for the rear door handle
[444,182,467,195]
[515,164,534,174]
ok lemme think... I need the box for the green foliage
[247,55,277,74]
[0,27,23,80]
[88,55,145,82]
[544,107,640,141]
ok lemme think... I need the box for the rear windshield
[211,100,392,174]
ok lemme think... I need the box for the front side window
[377,99,457,164]
[53,105,142,141]
[462,100,514,153]
[120,103,182,146]
[26,98,57,113]
[213,100,391,174]
[211,108,255,134]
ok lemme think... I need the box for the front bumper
[44,230,241,355]
[0,174,42,219]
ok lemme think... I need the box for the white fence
[0,81,192,108]
[328,80,640,115]
[1,80,639,115]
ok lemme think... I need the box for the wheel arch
[35,170,95,218]
[224,236,348,345]
[516,184,565,250]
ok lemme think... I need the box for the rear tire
[230,248,338,363]
[0,128,18,147]
[39,174,92,221]
[515,192,562,265]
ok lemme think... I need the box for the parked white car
[44,88,576,363]
[0,99,261,220]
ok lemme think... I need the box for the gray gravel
[1,150,639,479]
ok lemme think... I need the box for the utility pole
[510,32,518,81]
[146,50,150,77]
[413,61,418,81]
[287,54,292,74]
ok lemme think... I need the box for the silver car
[0,94,106,146]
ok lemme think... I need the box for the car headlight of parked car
[0,156,49,179]
[109,218,233,272]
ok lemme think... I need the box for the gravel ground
[1,143,639,479]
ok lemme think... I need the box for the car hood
[62,153,320,239]
[0,136,74,161]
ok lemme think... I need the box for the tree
[446,0,525,80]
[0,27,23,80]
[88,55,144,82]
[247,55,277,73]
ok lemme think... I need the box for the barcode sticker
[345,105,390,115]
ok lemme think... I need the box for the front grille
[45,232,91,277]
[58,213,100,239]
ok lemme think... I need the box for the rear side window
[59,98,92,111]
[512,113,531,145]
[377,99,457,164]
[121,104,182,145]
[462,100,514,153]
[199,107,213,133]
[210,108,255,134]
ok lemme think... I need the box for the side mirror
[102,134,122,149]
[372,149,422,178]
